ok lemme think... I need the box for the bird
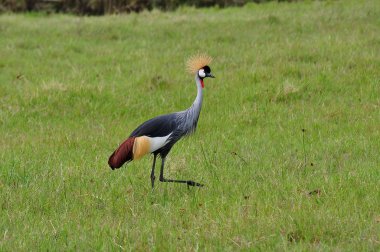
[108,54,215,188]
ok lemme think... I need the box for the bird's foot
[186,180,204,188]
[159,177,204,188]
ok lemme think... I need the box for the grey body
[130,75,203,157]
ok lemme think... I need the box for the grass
[1,0,380,250]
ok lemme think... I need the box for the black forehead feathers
[203,65,211,73]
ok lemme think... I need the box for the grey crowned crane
[108,54,214,188]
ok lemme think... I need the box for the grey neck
[177,74,203,135]
[190,75,203,114]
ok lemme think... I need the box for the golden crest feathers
[186,54,213,74]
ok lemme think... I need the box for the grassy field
[1,0,380,250]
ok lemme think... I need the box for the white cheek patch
[198,69,206,78]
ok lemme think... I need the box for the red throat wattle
[200,79,204,88]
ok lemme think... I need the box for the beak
[206,73,215,78]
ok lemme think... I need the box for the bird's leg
[150,154,157,189]
[159,157,204,188]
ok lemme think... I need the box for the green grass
[1,0,380,250]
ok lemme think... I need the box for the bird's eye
[198,69,206,78]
